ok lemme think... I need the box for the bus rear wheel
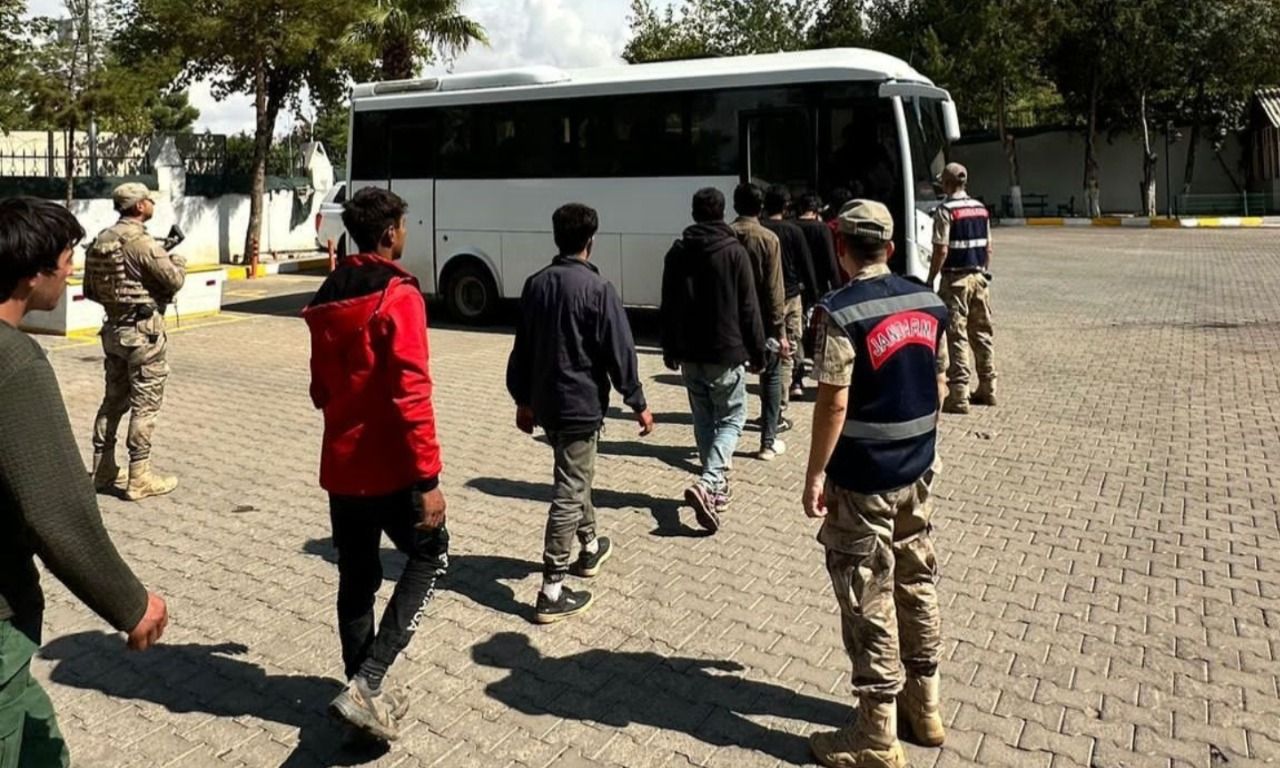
[444,261,498,323]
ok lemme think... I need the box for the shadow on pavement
[464,477,706,538]
[222,291,317,318]
[41,632,386,768]
[471,631,850,766]
[301,541,540,620]
[596,439,702,476]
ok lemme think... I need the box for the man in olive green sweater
[0,196,170,766]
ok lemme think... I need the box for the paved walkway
[30,229,1280,767]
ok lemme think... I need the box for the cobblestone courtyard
[29,228,1280,767]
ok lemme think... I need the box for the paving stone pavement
[26,228,1280,768]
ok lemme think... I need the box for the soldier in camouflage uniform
[83,183,185,501]
[803,201,949,768]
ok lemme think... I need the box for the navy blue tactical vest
[820,274,948,494]
[940,196,991,272]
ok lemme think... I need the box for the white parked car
[314,181,348,256]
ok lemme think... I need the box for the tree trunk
[381,33,415,81]
[998,79,1023,217]
[1139,90,1157,217]
[243,56,272,268]
[1181,116,1201,199]
[64,126,75,205]
[1084,66,1102,218]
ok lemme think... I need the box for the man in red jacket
[303,186,447,743]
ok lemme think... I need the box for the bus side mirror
[942,100,961,142]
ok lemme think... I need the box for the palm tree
[348,0,488,81]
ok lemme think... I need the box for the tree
[623,0,817,63]
[1162,0,1280,197]
[309,97,350,170]
[0,0,27,131]
[120,0,370,266]
[807,0,867,49]
[148,91,200,133]
[346,0,486,81]
[867,0,1053,216]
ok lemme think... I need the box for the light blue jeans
[681,362,747,493]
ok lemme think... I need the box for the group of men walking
[0,160,996,767]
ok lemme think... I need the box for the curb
[998,216,1280,229]
[224,255,330,281]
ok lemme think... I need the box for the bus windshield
[905,96,948,202]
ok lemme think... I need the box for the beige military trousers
[939,272,996,398]
[92,318,170,463]
[819,465,941,699]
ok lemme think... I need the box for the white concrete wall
[67,190,323,268]
[952,128,1247,216]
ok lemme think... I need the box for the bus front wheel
[444,261,498,323]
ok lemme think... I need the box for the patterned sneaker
[535,586,594,624]
[329,678,400,742]
[685,484,721,533]
[572,537,613,578]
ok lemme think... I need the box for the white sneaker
[758,439,787,461]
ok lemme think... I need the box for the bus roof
[350,48,934,109]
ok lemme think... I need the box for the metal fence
[0,130,225,178]
[1175,192,1276,216]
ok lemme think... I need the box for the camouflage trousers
[91,321,169,463]
[819,465,941,699]
[939,272,996,397]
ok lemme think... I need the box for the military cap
[837,199,894,242]
[112,182,158,212]
[940,162,968,186]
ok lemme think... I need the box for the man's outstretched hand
[127,592,168,651]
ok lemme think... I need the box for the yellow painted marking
[1027,217,1065,226]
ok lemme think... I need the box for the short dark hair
[552,203,599,254]
[732,183,764,217]
[825,187,853,222]
[763,185,791,216]
[796,192,822,215]
[342,186,408,253]
[692,187,725,223]
[0,197,85,302]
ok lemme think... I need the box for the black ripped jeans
[329,489,450,681]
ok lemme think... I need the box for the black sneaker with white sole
[572,536,613,578]
[534,585,594,624]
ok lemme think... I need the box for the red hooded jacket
[302,254,442,496]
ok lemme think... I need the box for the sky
[25,0,678,136]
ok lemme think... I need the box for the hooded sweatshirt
[660,221,766,369]
[302,254,442,497]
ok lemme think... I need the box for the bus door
[740,109,815,197]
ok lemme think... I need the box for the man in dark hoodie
[661,188,766,533]
[507,203,654,624]
[303,187,448,744]
[761,185,820,403]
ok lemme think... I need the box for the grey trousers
[543,429,599,582]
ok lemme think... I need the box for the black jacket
[762,218,821,304]
[660,222,766,369]
[507,255,647,433]
[795,218,841,297]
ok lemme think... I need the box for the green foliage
[345,0,487,81]
[623,0,816,63]
[0,0,27,131]
[309,97,350,168]
[148,91,201,133]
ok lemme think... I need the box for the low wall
[952,128,1250,216]
[20,264,226,336]
[67,189,322,268]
